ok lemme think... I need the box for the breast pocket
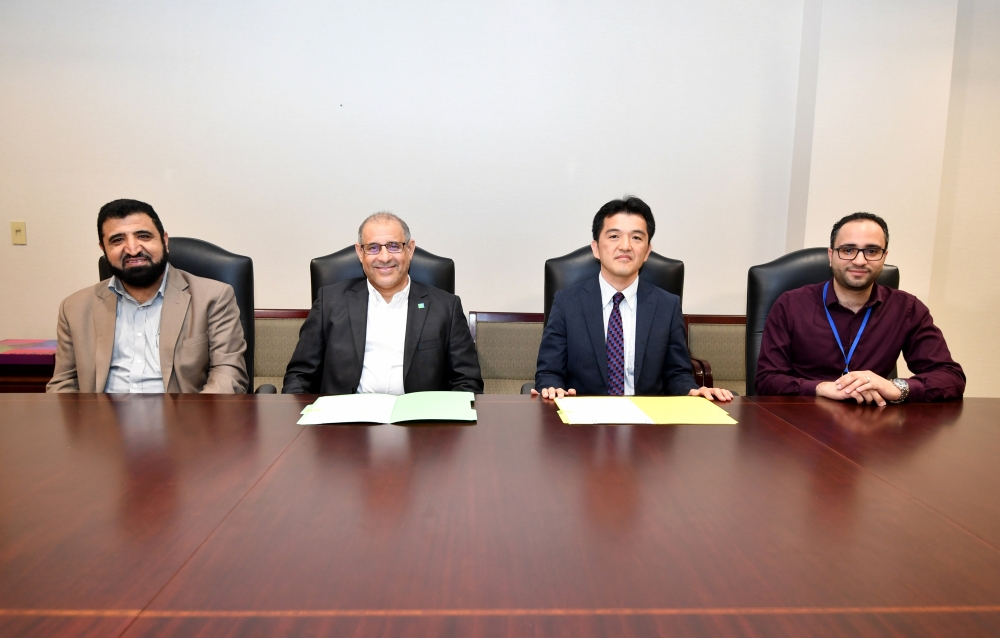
[416,338,443,351]
[181,333,209,348]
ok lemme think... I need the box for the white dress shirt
[104,264,169,393]
[599,273,639,396]
[357,277,410,395]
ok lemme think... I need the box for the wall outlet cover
[11,221,27,245]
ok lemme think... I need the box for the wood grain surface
[0,394,996,637]
[0,395,307,616]
[760,397,1000,548]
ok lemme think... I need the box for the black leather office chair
[543,247,684,324]
[745,247,900,396]
[309,245,455,302]
[98,237,260,391]
[525,246,710,394]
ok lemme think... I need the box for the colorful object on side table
[0,339,57,365]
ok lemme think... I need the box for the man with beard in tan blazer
[47,199,248,394]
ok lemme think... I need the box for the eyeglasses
[835,245,886,261]
[360,241,407,255]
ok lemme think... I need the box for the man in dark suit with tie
[282,212,483,395]
[533,197,732,401]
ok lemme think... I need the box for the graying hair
[358,211,411,243]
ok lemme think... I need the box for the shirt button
[132,383,138,388]
[137,332,142,337]
[137,359,143,364]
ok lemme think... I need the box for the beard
[108,247,169,288]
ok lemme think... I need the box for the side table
[0,339,56,393]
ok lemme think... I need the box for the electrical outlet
[11,222,26,245]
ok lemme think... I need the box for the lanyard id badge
[822,281,873,375]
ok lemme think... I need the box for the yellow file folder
[554,396,737,425]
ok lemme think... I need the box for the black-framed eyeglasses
[360,241,407,255]
[835,245,886,261]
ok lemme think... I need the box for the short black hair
[830,212,889,249]
[591,196,655,241]
[97,199,165,244]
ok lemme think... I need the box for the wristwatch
[889,378,910,403]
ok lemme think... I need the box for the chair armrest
[690,358,704,387]
[520,382,534,395]
[690,357,714,388]
[255,384,278,394]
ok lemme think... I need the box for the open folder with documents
[297,391,477,425]
[554,396,737,425]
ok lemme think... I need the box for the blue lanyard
[822,281,873,375]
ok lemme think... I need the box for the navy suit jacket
[282,278,483,395]
[535,277,699,396]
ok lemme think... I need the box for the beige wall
[792,0,959,381]
[802,0,958,305]
[0,0,804,333]
[1,0,997,396]
[930,0,1000,397]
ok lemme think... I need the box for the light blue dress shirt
[104,265,170,393]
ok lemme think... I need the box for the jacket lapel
[403,283,429,379]
[159,270,190,391]
[633,281,656,384]
[582,278,610,389]
[346,279,369,368]
[93,286,118,392]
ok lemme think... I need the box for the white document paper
[554,397,654,425]
[297,394,397,425]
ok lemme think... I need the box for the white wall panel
[803,0,959,302]
[0,0,803,339]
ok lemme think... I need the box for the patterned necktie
[607,292,625,396]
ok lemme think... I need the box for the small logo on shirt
[417,303,425,309]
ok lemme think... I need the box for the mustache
[120,250,154,267]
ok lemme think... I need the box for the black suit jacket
[282,278,483,395]
[535,277,699,396]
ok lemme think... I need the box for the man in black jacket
[282,212,483,395]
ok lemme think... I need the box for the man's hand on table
[531,387,577,400]
[816,370,902,407]
[688,387,733,402]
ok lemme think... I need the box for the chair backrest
[686,316,747,396]
[468,311,544,395]
[543,247,684,324]
[745,247,899,396]
[309,246,455,302]
[99,237,255,386]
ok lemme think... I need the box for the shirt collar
[598,273,639,310]
[108,263,170,306]
[824,278,883,309]
[367,275,411,308]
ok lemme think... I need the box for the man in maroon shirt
[756,212,965,405]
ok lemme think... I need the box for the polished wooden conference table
[1,394,999,637]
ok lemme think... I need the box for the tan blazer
[47,268,248,394]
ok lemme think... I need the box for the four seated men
[48,200,965,404]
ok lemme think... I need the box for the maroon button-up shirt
[755,281,965,401]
